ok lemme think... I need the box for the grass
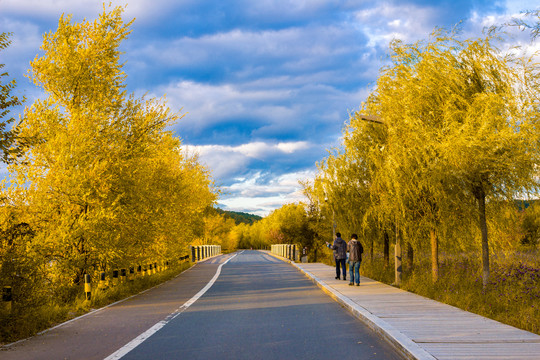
[0,261,192,344]
[355,248,540,335]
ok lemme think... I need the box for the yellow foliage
[2,5,217,290]
[306,28,539,284]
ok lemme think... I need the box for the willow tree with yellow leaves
[355,30,538,287]
[307,28,539,288]
[4,5,216,290]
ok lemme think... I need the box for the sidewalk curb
[265,251,435,360]
[292,263,436,360]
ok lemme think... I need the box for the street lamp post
[324,193,336,240]
[358,114,402,287]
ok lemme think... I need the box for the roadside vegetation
[361,247,540,335]
[0,5,233,343]
[234,13,540,334]
[0,260,191,344]
[233,201,540,334]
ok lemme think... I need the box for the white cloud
[131,23,361,81]
[353,3,439,47]
[185,141,314,180]
[159,80,295,130]
[157,79,363,141]
[276,142,310,153]
[503,0,539,14]
[0,18,45,78]
[218,170,314,216]
[0,163,8,179]
[464,7,540,59]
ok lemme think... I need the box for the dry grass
[359,249,540,335]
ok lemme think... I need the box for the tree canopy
[304,28,540,287]
[1,5,217,303]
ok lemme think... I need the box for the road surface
[1,250,402,360]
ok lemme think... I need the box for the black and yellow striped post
[142,265,147,277]
[112,270,119,286]
[84,274,91,301]
[148,264,153,275]
[137,265,142,277]
[120,268,126,283]
[2,286,12,313]
[98,272,106,290]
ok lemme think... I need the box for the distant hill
[215,208,262,225]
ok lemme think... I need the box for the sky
[1,0,538,216]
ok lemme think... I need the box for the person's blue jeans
[349,260,361,284]
[335,258,346,279]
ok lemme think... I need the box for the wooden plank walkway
[291,261,540,360]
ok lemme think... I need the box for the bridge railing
[190,245,222,262]
[2,246,218,311]
[270,244,299,262]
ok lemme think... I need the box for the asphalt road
[1,250,403,360]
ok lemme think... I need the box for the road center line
[103,252,239,360]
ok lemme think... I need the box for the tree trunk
[383,231,390,267]
[370,237,374,262]
[395,226,402,286]
[407,242,414,270]
[474,187,490,289]
[430,227,439,283]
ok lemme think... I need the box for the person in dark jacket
[326,233,347,281]
[347,234,363,286]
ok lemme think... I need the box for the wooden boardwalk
[291,262,540,360]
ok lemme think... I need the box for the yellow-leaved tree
[357,30,539,287]
[307,28,539,288]
[7,5,216,290]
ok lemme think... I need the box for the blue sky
[1,0,537,216]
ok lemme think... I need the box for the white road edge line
[103,252,240,360]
